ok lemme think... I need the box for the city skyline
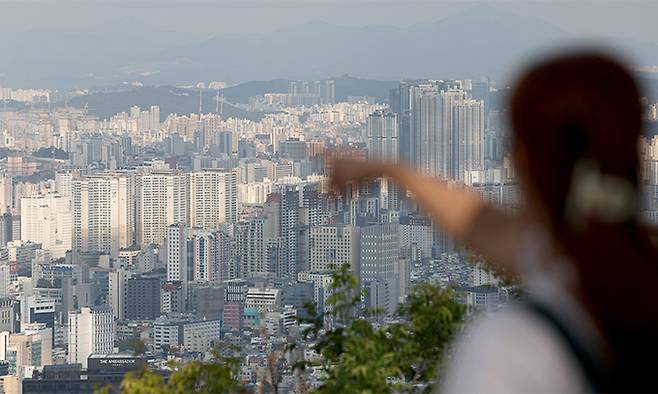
[0,1,655,392]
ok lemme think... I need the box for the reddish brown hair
[511,53,658,391]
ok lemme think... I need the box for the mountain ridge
[2,5,657,88]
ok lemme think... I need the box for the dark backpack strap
[524,299,609,393]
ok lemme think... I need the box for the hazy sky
[1,0,657,87]
[1,0,656,42]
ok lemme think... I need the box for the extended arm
[331,159,522,275]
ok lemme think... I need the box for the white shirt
[442,228,603,393]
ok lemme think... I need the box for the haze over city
[0,1,656,393]
[2,1,658,87]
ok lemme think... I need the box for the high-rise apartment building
[72,173,136,257]
[20,193,71,258]
[278,188,299,279]
[453,99,485,182]
[54,170,74,198]
[165,224,192,304]
[399,215,433,261]
[192,231,219,283]
[408,83,484,182]
[189,169,237,229]
[150,105,160,131]
[325,80,336,105]
[165,224,189,282]
[410,85,462,179]
[275,183,322,279]
[68,306,114,368]
[366,111,399,163]
[390,80,432,162]
[0,175,12,215]
[136,171,189,246]
[236,193,281,279]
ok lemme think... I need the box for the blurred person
[331,53,658,393]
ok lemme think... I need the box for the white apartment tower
[55,170,74,197]
[68,306,114,368]
[72,173,136,257]
[150,105,160,131]
[189,169,238,229]
[137,171,189,246]
[166,225,188,282]
[166,224,190,301]
[20,193,72,258]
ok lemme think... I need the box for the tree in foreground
[109,266,464,394]
[118,346,244,394]
[294,265,465,393]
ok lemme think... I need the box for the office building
[68,306,115,368]
[309,224,359,273]
[0,298,19,333]
[23,355,146,394]
[399,215,434,261]
[245,287,280,311]
[108,269,131,321]
[359,223,400,315]
[125,274,161,320]
[0,325,53,375]
[153,317,220,353]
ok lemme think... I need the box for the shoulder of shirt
[442,306,591,394]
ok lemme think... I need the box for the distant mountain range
[150,5,566,85]
[3,3,658,100]
[0,5,606,89]
[66,75,399,120]
[68,86,265,121]
[60,71,658,122]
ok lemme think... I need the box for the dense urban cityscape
[1,2,658,393]
[0,74,525,392]
[1,69,657,392]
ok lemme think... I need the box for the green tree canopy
[296,265,465,393]
[108,266,465,394]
